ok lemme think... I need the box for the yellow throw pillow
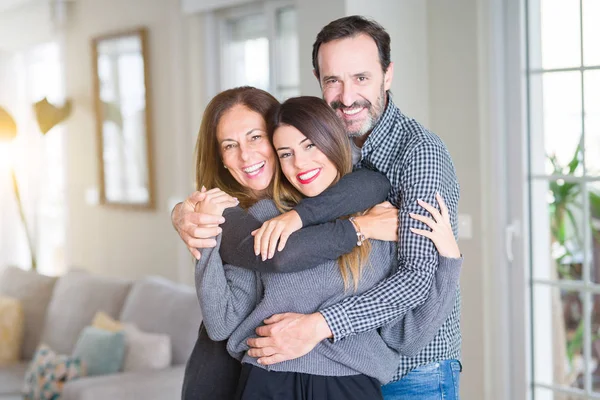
[0,295,24,365]
[91,311,124,333]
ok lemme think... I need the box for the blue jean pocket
[450,360,462,372]
[450,360,461,398]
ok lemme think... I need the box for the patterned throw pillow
[0,295,24,365]
[23,344,86,400]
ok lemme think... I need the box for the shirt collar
[361,94,401,154]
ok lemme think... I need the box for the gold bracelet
[349,217,367,246]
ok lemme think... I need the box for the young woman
[194,95,462,399]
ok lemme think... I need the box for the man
[173,16,461,399]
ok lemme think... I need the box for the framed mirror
[92,28,154,209]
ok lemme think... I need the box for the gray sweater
[196,199,462,384]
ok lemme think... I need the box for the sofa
[0,266,201,400]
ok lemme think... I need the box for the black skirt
[181,323,241,400]
[235,363,382,400]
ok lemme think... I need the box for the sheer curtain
[0,42,66,276]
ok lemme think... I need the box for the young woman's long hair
[194,86,301,208]
[269,96,372,291]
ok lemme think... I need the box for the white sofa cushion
[0,267,57,360]
[119,276,200,365]
[122,324,171,372]
[41,270,131,355]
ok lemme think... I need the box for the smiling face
[316,34,393,140]
[273,124,339,198]
[216,105,276,196]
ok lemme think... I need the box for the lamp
[0,105,37,270]
[0,99,72,271]
[0,106,17,141]
[33,97,72,135]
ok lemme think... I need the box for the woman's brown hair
[269,96,372,291]
[194,86,300,208]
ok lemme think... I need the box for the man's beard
[330,83,386,138]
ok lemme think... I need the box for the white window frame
[481,0,531,399]
[498,0,600,399]
[208,0,297,99]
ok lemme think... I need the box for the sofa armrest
[61,365,185,400]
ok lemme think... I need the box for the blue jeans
[381,360,462,400]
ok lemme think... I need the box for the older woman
[181,88,461,399]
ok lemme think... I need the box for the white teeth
[243,161,265,174]
[299,169,319,181]
[342,108,362,115]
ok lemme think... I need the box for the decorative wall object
[91,28,154,209]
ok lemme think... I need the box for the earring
[224,165,228,169]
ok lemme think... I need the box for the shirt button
[340,329,346,334]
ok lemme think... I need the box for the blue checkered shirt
[319,97,461,382]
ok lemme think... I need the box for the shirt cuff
[319,304,354,342]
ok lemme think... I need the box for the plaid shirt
[319,97,461,381]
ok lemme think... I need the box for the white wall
[61,0,192,282]
[0,0,53,51]
[427,1,486,399]
[345,0,430,126]
[296,0,345,96]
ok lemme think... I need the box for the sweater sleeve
[379,255,462,357]
[219,206,359,274]
[195,235,261,341]
[294,169,390,226]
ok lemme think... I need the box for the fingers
[192,225,222,238]
[247,346,277,358]
[410,227,433,239]
[417,199,442,222]
[203,190,237,204]
[264,313,286,325]
[267,225,286,259]
[253,225,266,256]
[186,237,217,249]
[221,199,240,210]
[436,192,451,223]
[187,213,226,226]
[257,354,287,366]
[247,336,273,349]
[187,246,201,260]
[188,191,207,204]
[409,213,437,231]
[277,231,291,252]
[203,193,239,211]
[260,223,278,261]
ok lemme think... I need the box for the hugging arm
[320,142,461,340]
[294,168,390,225]
[380,255,462,357]
[219,169,390,273]
[195,236,261,341]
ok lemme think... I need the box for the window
[217,1,299,100]
[527,0,600,398]
[0,42,66,276]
